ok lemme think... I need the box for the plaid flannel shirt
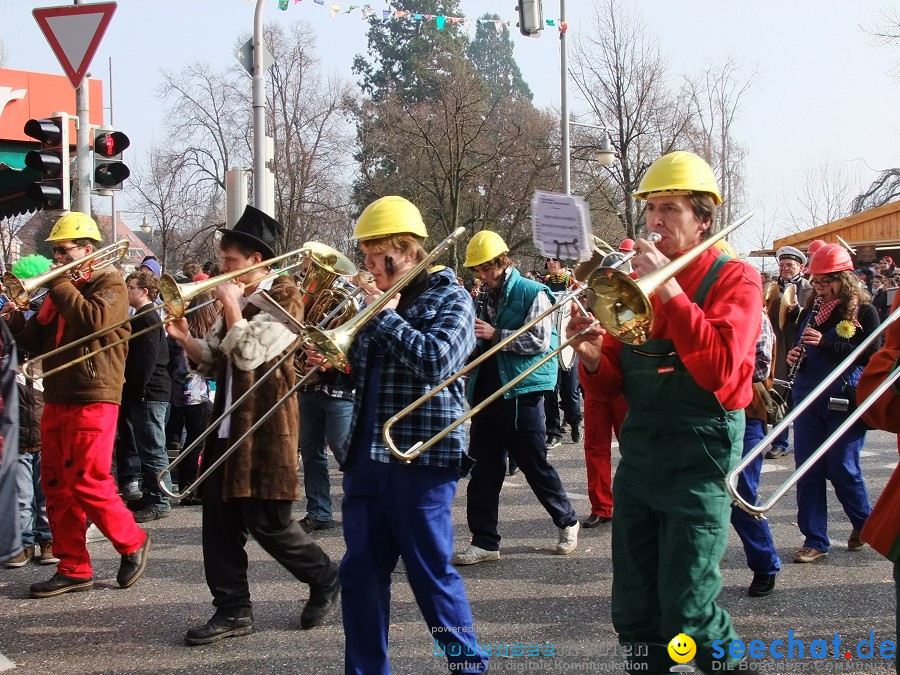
[347,268,475,467]
[754,310,775,383]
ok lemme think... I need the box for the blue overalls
[610,255,743,674]
[792,318,872,553]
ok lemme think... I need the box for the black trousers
[202,439,337,614]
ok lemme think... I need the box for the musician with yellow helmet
[569,151,762,673]
[333,196,488,674]
[452,229,580,566]
[1,212,152,599]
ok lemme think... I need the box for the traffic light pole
[252,0,267,214]
[560,0,570,196]
[75,0,92,214]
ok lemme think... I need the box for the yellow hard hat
[46,212,102,242]
[353,196,428,241]
[465,230,509,268]
[633,151,722,205]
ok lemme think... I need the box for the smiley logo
[667,633,696,664]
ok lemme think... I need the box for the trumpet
[727,305,900,517]
[158,228,466,500]
[2,240,129,310]
[21,245,319,380]
[384,214,753,462]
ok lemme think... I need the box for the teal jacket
[466,267,558,403]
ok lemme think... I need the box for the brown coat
[8,266,130,404]
[194,276,302,501]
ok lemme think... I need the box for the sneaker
[764,446,791,459]
[85,523,107,543]
[848,528,865,552]
[793,547,827,563]
[30,573,94,598]
[748,573,776,597]
[582,514,612,529]
[132,507,171,523]
[556,521,580,555]
[38,541,59,565]
[571,423,583,443]
[299,516,335,534]
[452,544,500,566]
[546,438,562,450]
[4,546,35,568]
[120,480,143,502]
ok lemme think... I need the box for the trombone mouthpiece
[647,232,662,244]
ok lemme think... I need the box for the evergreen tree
[352,0,469,104]
[467,14,533,103]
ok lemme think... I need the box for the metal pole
[560,0,570,196]
[252,0,267,213]
[74,0,91,216]
[109,56,117,242]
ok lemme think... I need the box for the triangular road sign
[33,3,117,89]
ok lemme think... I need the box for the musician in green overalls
[569,152,762,674]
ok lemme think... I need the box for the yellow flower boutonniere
[836,320,856,339]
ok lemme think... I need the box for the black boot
[30,573,94,598]
[117,534,152,588]
[300,574,341,629]
[184,611,254,646]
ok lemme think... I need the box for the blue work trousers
[341,453,488,675]
[794,408,871,552]
[730,418,782,575]
[298,391,352,522]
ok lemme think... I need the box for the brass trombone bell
[1,240,130,310]
[583,214,753,345]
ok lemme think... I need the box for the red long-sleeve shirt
[580,247,762,411]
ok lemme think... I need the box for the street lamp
[569,119,616,167]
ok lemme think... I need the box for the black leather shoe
[299,516,335,534]
[117,534,151,588]
[185,612,254,646]
[30,573,94,598]
[582,514,612,528]
[300,575,341,629]
[748,573,776,598]
[571,423,583,443]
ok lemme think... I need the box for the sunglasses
[52,245,83,256]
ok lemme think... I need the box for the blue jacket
[467,267,558,403]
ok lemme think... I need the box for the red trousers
[583,394,627,518]
[41,402,146,578]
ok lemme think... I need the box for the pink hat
[193,273,210,282]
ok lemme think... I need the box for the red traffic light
[93,130,130,157]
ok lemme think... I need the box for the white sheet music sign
[531,191,592,262]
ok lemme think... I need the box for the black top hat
[217,205,283,260]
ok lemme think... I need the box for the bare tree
[852,168,900,213]
[683,57,757,228]
[782,158,862,232]
[0,41,8,68]
[570,0,693,239]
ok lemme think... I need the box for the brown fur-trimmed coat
[191,276,302,501]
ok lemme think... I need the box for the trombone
[1,240,130,310]
[727,305,900,518]
[158,227,468,500]
[20,245,321,380]
[384,213,753,462]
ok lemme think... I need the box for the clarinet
[473,286,487,320]
[784,295,823,390]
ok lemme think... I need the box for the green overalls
[610,254,743,674]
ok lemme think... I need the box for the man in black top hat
[167,206,340,644]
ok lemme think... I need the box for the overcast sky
[5,1,900,255]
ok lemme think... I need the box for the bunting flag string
[273,1,566,34]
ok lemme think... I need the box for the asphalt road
[0,428,897,675]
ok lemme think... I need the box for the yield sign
[33,3,117,89]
